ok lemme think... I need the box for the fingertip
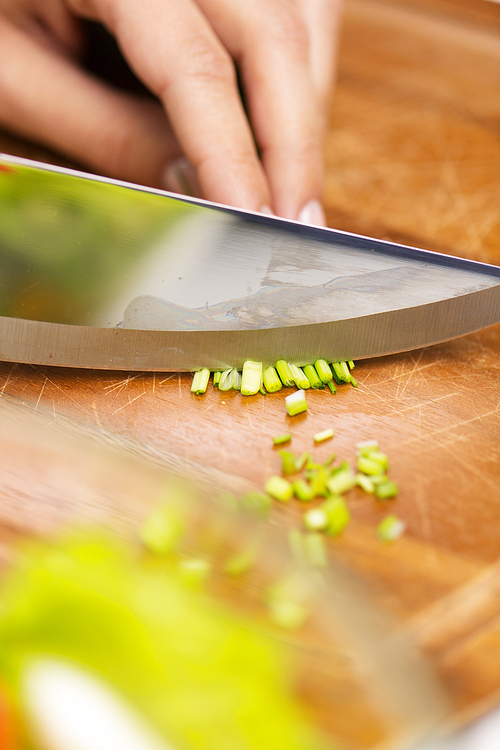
[297,199,327,227]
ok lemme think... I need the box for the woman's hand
[0,0,340,222]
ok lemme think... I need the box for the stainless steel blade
[0,154,499,371]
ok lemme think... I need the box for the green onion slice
[303,508,329,532]
[272,433,291,446]
[377,515,405,542]
[303,364,324,389]
[285,389,308,417]
[314,359,333,384]
[275,360,295,387]
[241,360,262,396]
[190,368,210,395]
[288,363,310,390]
[321,497,350,536]
[263,366,282,393]
[264,475,294,502]
[279,449,298,475]
[375,480,399,500]
[314,428,334,443]
[293,479,315,502]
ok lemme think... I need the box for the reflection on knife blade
[120,265,489,332]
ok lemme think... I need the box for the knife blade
[0,153,499,371]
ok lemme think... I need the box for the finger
[0,0,83,56]
[199,0,326,222]
[300,0,342,110]
[87,0,271,212]
[0,16,182,188]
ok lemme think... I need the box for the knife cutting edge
[0,153,499,371]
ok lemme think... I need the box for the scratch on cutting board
[111,390,146,415]
[401,405,500,450]
[34,376,47,412]
[103,374,141,396]
[31,368,93,417]
[158,374,176,386]
[386,392,460,417]
[363,360,446,391]
[396,350,426,399]
[0,367,14,399]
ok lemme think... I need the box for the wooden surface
[0,0,500,746]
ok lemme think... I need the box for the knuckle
[180,39,235,87]
[260,4,309,56]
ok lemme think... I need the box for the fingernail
[162,157,202,198]
[259,205,275,216]
[298,199,326,227]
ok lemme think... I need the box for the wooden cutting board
[0,0,499,745]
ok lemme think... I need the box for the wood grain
[0,0,499,745]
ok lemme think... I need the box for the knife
[0,153,499,371]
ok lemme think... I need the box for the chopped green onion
[330,365,343,385]
[303,507,329,532]
[232,369,242,390]
[177,557,211,587]
[190,368,210,395]
[241,360,262,396]
[331,361,349,382]
[259,386,267,396]
[365,450,389,471]
[308,466,330,497]
[314,428,334,443]
[327,380,337,394]
[375,480,399,500]
[331,361,357,386]
[140,504,185,555]
[263,365,282,393]
[303,364,324,389]
[321,497,350,536]
[314,359,333,383]
[348,360,355,370]
[356,473,375,494]
[295,451,311,471]
[279,449,298,475]
[275,360,295,387]
[264,475,294,502]
[293,479,316,502]
[357,455,387,476]
[272,432,291,446]
[218,368,234,391]
[288,363,310,390]
[326,464,356,495]
[356,439,379,455]
[377,515,405,542]
[285,389,308,417]
[212,371,221,387]
[303,532,328,568]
